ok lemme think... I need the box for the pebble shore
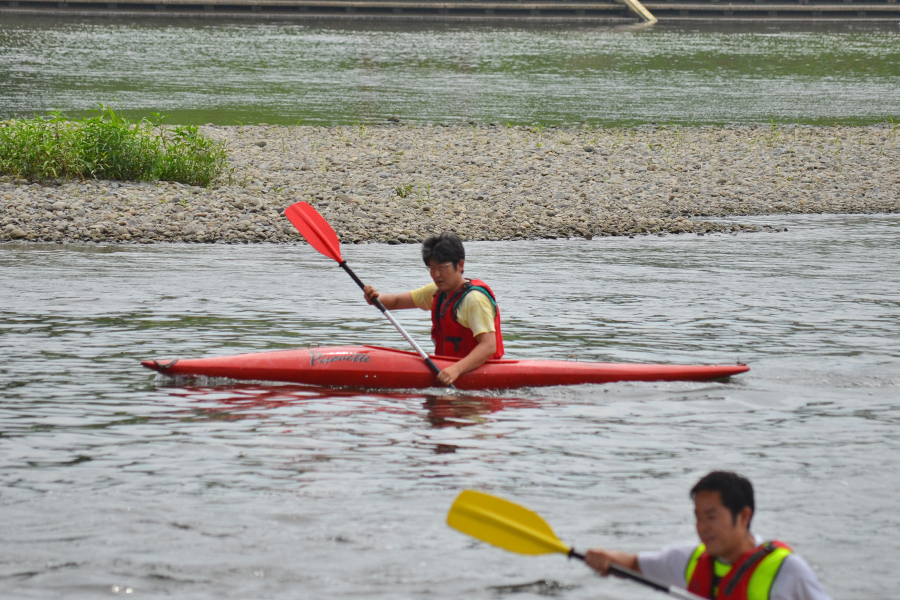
[2,124,898,244]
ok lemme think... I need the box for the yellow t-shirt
[410,282,497,338]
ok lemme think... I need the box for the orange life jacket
[430,279,504,359]
[686,541,792,600]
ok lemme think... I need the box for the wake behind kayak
[141,345,748,391]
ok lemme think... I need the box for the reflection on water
[1,17,898,125]
[167,384,539,430]
[0,215,898,599]
[490,579,576,595]
[423,395,538,429]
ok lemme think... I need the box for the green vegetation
[395,183,413,198]
[0,105,227,186]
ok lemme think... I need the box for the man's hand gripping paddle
[284,201,450,386]
[447,490,705,600]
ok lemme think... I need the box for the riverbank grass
[0,106,226,187]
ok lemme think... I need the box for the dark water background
[1,17,899,126]
[1,214,898,599]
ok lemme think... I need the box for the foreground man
[585,471,831,600]
[363,232,503,386]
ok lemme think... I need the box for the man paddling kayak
[363,232,503,386]
[585,471,832,600]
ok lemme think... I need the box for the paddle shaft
[339,261,447,380]
[568,550,705,600]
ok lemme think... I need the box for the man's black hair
[690,471,755,527]
[422,232,465,267]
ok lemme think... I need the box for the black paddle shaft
[340,261,386,310]
[339,261,445,378]
[609,565,670,593]
[567,550,681,596]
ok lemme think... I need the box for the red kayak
[142,345,749,390]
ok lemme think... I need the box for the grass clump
[0,105,227,187]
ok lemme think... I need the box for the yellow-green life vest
[685,541,792,600]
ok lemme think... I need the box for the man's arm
[363,285,417,310]
[436,332,495,386]
[584,549,641,576]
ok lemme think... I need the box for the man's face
[694,490,750,559]
[428,258,464,292]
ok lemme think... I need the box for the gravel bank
[2,124,898,244]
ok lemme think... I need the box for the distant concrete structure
[0,0,642,23]
[646,0,898,21]
[1,0,897,21]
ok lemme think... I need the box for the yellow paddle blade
[447,490,571,556]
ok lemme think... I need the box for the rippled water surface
[2,215,899,599]
[1,17,899,125]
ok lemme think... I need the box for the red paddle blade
[284,202,343,263]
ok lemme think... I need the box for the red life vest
[431,279,504,359]
[686,541,793,600]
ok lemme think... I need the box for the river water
[1,214,898,599]
[1,17,899,126]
